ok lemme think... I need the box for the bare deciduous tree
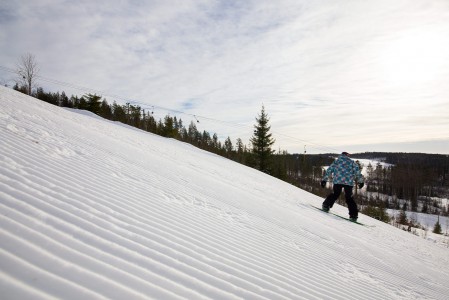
[17,53,39,96]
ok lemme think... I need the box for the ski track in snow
[1,86,449,299]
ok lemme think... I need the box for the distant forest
[13,84,449,218]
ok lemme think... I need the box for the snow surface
[1,86,449,299]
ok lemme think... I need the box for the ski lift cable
[0,64,341,153]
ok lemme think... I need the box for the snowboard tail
[311,205,373,227]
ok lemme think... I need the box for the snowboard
[311,205,374,227]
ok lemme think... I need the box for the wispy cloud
[1,0,449,153]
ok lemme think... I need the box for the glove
[321,181,326,188]
[358,182,364,189]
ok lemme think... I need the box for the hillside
[1,86,448,299]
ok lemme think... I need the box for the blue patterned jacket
[322,155,364,186]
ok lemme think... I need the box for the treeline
[355,152,449,167]
[15,84,330,185]
[352,153,449,214]
[14,84,267,169]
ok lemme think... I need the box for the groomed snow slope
[1,86,448,299]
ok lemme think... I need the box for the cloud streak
[1,0,449,153]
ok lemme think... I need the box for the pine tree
[212,133,219,150]
[224,137,233,157]
[78,96,89,110]
[433,216,442,234]
[398,209,408,225]
[85,93,102,114]
[188,121,199,144]
[162,115,176,138]
[250,105,275,174]
[112,101,126,122]
[202,131,211,149]
[236,138,245,163]
[99,100,112,119]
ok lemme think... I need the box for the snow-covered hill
[1,86,448,299]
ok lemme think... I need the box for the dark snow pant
[323,184,358,218]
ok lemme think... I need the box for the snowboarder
[320,152,364,222]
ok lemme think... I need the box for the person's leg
[343,185,358,218]
[323,184,343,209]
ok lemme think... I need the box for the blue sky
[1,0,449,154]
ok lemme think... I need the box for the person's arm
[354,162,364,188]
[322,161,335,182]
